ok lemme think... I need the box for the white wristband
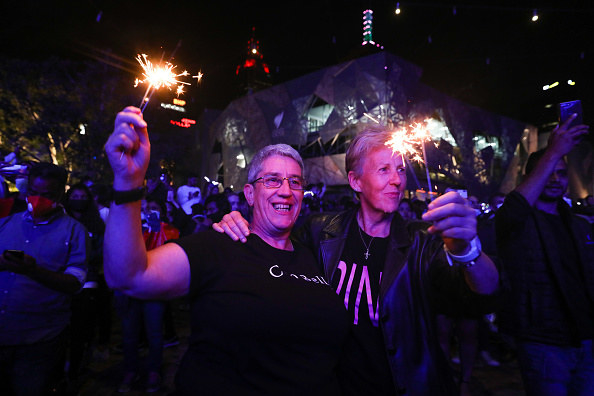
[445,236,482,263]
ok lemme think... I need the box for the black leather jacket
[295,208,497,396]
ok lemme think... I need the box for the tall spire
[362,9,384,49]
[235,27,271,95]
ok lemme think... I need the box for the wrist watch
[112,187,146,205]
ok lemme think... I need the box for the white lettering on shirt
[335,260,381,326]
[268,265,329,285]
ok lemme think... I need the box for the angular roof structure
[201,52,528,197]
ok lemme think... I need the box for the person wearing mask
[0,162,88,395]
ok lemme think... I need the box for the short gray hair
[346,127,393,176]
[247,144,304,182]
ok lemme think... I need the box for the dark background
[1,1,592,129]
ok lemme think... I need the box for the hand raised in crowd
[547,113,589,157]
[104,106,150,190]
[422,191,477,255]
[212,211,250,243]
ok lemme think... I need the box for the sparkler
[385,119,434,199]
[193,71,204,84]
[134,53,191,112]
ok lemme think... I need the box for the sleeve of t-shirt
[169,230,222,298]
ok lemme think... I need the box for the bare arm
[103,107,190,300]
[422,191,499,294]
[515,114,588,206]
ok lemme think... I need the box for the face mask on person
[27,196,57,218]
[68,199,90,212]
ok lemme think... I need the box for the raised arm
[515,114,588,206]
[103,107,190,300]
[422,191,499,295]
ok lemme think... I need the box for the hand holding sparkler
[105,107,150,190]
[421,191,476,255]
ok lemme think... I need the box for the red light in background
[170,118,196,128]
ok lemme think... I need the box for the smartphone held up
[558,100,584,129]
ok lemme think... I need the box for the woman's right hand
[104,106,150,190]
[212,211,250,243]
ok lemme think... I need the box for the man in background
[0,162,88,395]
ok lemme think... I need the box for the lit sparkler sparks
[385,120,432,163]
[134,53,191,111]
[385,119,434,199]
[193,71,204,84]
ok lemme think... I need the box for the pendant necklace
[358,225,375,260]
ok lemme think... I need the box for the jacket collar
[319,206,415,297]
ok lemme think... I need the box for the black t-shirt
[173,230,349,395]
[331,221,396,396]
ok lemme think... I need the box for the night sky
[1,1,592,127]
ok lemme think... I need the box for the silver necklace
[358,225,375,260]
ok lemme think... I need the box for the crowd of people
[0,107,592,396]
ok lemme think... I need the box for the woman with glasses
[103,107,348,395]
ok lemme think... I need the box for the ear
[244,184,255,206]
[348,171,362,193]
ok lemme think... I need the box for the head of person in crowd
[27,162,68,222]
[190,202,210,232]
[64,182,102,225]
[186,175,199,187]
[204,193,231,224]
[236,191,251,222]
[205,182,220,198]
[90,183,111,209]
[227,192,240,212]
[244,144,305,239]
[65,182,93,211]
[411,198,428,219]
[145,197,166,221]
[526,148,568,203]
[345,127,406,215]
[397,198,416,220]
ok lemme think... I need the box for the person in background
[227,192,240,213]
[0,162,88,395]
[90,183,112,224]
[115,197,179,393]
[176,175,201,212]
[496,114,593,396]
[397,198,417,220]
[204,193,231,224]
[63,182,109,390]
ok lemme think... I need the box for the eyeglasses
[250,176,305,190]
